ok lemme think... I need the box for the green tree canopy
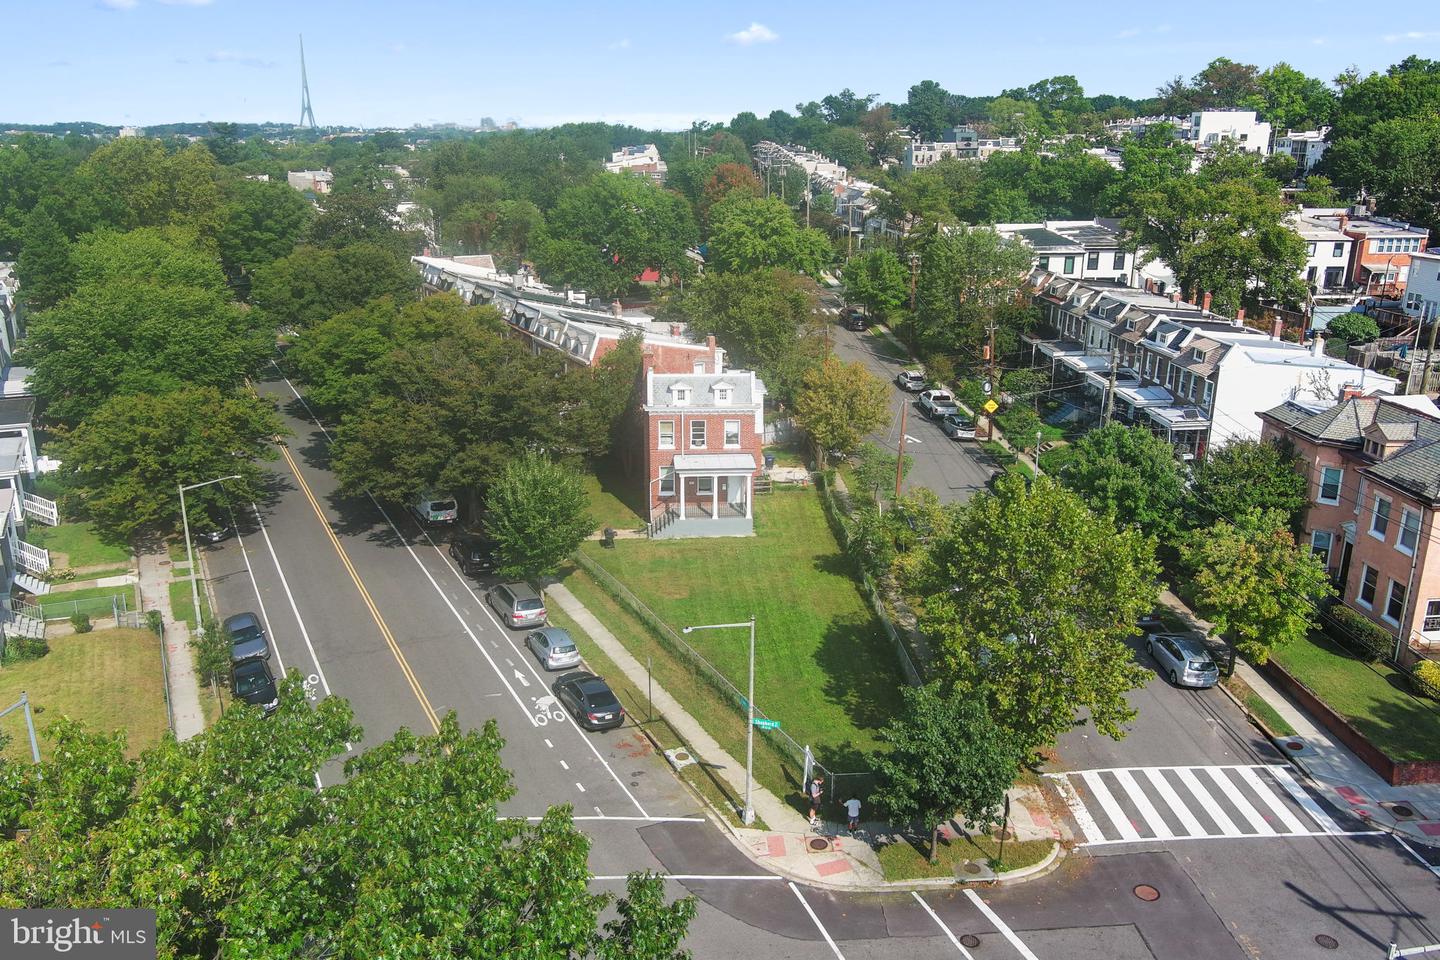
[1188,438,1309,533]
[215,174,315,294]
[871,683,1024,862]
[913,227,1034,358]
[913,475,1159,752]
[705,195,832,276]
[793,357,891,468]
[57,386,283,539]
[485,451,595,578]
[1051,423,1189,542]
[1178,509,1335,663]
[1323,312,1381,345]
[0,691,694,957]
[842,248,910,319]
[250,241,419,331]
[307,186,414,254]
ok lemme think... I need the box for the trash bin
[602,527,616,548]
[764,453,776,470]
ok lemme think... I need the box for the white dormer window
[1190,347,1205,362]
[671,382,691,405]
[716,388,730,404]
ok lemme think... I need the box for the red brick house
[641,356,766,538]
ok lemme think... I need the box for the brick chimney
[611,299,624,319]
[1202,291,1213,313]
[1338,213,1349,234]
[1237,308,1246,323]
[1269,315,1282,340]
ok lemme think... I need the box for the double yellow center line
[274,440,442,734]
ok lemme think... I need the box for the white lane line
[1392,834,1440,878]
[560,760,570,770]
[1205,766,1274,835]
[1238,767,1308,834]
[505,658,515,667]
[576,782,587,793]
[1050,775,1101,843]
[911,892,976,959]
[1081,771,1140,841]
[1270,765,1344,834]
[789,882,846,959]
[1058,763,1277,778]
[1114,768,1172,840]
[521,815,706,823]
[963,889,1040,960]
[544,738,553,748]
[276,368,650,818]
[593,874,781,881]
[1144,768,1206,837]
[1175,767,1242,836]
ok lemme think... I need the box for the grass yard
[39,584,138,621]
[876,832,1054,881]
[579,486,907,784]
[1272,632,1440,761]
[26,522,131,569]
[169,579,212,631]
[581,459,646,532]
[0,628,168,761]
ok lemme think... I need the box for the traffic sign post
[752,717,780,730]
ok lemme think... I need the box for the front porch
[649,454,756,539]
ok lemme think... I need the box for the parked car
[196,525,232,544]
[525,626,582,671]
[918,389,959,419]
[1146,632,1220,689]
[488,581,547,629]
[449,533,497,576]
[896,370,927,392]
[842,308,868,331]
[939,413,977,440]
[224,612,269,663]
[1137,610,1167,632]
[410,491,458,526]
[231,658,279,714]
[552,671,625,730]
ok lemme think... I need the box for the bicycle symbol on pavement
[531,694,566,726]
[302,673,320,702]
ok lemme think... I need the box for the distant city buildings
[286,169,334,195]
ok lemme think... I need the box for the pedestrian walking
[807,775,825,825]
[844,797,861,833]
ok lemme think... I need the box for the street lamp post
[179,475,241,637]
[683,616,757,825]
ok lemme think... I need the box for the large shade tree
[705,195,832,277]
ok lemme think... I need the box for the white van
[410,492,458,526]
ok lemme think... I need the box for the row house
[1260,394,1440,663]
[995,220,1136,284]
[1273,128,1329,175]
[1300,207,1430,298]
[1185,110,1271,155]
[1288,211,1354,293]
[641,360,766,539]
[1403,250,1440,324]
[1022,272,1397,460]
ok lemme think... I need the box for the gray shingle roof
[1266,395,1440,501]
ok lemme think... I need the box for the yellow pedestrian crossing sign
[982,399,999,414]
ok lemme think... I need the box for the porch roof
[671,454,757,474]
[1115,384,1173,408]
[1146,404,1211,431]
[1036,339,1086,359]
[1059,353,1111,374]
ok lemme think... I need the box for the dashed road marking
[576,782,586,793]
[911,892,976,959]
[789,882,845,958]
[963,890,1040,960]
[544,738,553,748]
[560,760,569,770]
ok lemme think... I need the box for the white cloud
[726,22,778,46]
[1117,23,1171,40]
[98,0,138,9]
[1311,36,1328,46]
[608,38,631,50]
[207,49,276,68]
[1115,27,1141,39]
[157,0,215,4]
[1383,30,1439,42]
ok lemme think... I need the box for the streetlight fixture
[179,475,241,637]
[682,616,757,825]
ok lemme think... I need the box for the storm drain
[808,837,832,852]
[1133,884,1160,902]
[1315,934,1339,950]
[1381,801,1423,821]
[959,934,981,948]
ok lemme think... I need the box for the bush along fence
[815,471,925,687]
[572,549,875,796]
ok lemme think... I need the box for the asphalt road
[825,309,994,504]
[197,364,1440,959]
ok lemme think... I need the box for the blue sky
[8,0,1440,129]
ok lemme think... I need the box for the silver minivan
[488,581,547,629]
[410,492,458,526]
[526,626,581,671]
[1146,632,1220,688]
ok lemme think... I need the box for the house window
[1087,251,1099,271]
[1333,242,1345,258]
[715,388,730,404]
[658,420,675,450]
[1143,353,1155,379]
[693,360,706,374]
[1202,380,1213,408]
[1424,599,1440,632]
[1311,530,1333,566]
[1399,508,1421,555]
[724,419,741,448]
[673,387,690,404]
[1037,256,1049,270]
[1063,255,1076,273]
[1371,495,1392,539]
[1318,466,1343,505]
[696,476,714,496]
[658,466,675,497]
[1358,565,1378,608]
[1113,251,1126,270]
[690,420,706,449]
[1308,242,1317,257]
[1384,579,1408,625]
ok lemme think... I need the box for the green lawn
[581,459,646,532]
[0,628,168,761]
[1272,632,1440,761]
[39,584,137,621]
[26,522,131,569]
[579,486,907,783]
[169,579,212,631]
[876,833,1054,881]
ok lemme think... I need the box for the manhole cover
[1315,934,1339,950]
[808,838,830,851]
[962,861,983,875]
[1393,804,1416,818]
[159,560,171,566]
[1285,741,1305,751]
[959,934,981,948]
[1133,884,1160,902]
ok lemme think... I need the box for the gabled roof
[1263,395,1440,502]
[648,371,764,407]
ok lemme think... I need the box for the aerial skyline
[9,0,1440,129]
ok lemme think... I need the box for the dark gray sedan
[224,612,269,663]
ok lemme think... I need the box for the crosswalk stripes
[1046,764,1359,846]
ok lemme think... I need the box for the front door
[1336,538,1354,591]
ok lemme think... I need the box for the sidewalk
[547,581,1064,888]
[1159,588,1440,848]
[136,551,205,741]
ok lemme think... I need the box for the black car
[552,671,624,731]
[842,308,868,331]
[448,533,497,576]
[231,659,278,715]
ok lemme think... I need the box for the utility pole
[1102,346,1119,425]
[908,252,921,356]
[895,401,908,500]
[983,320,998,439]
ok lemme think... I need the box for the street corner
[736,828,887,887]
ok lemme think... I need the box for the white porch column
[745,473,752,519]
[678,474,685,519]
[711,473,719,519]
